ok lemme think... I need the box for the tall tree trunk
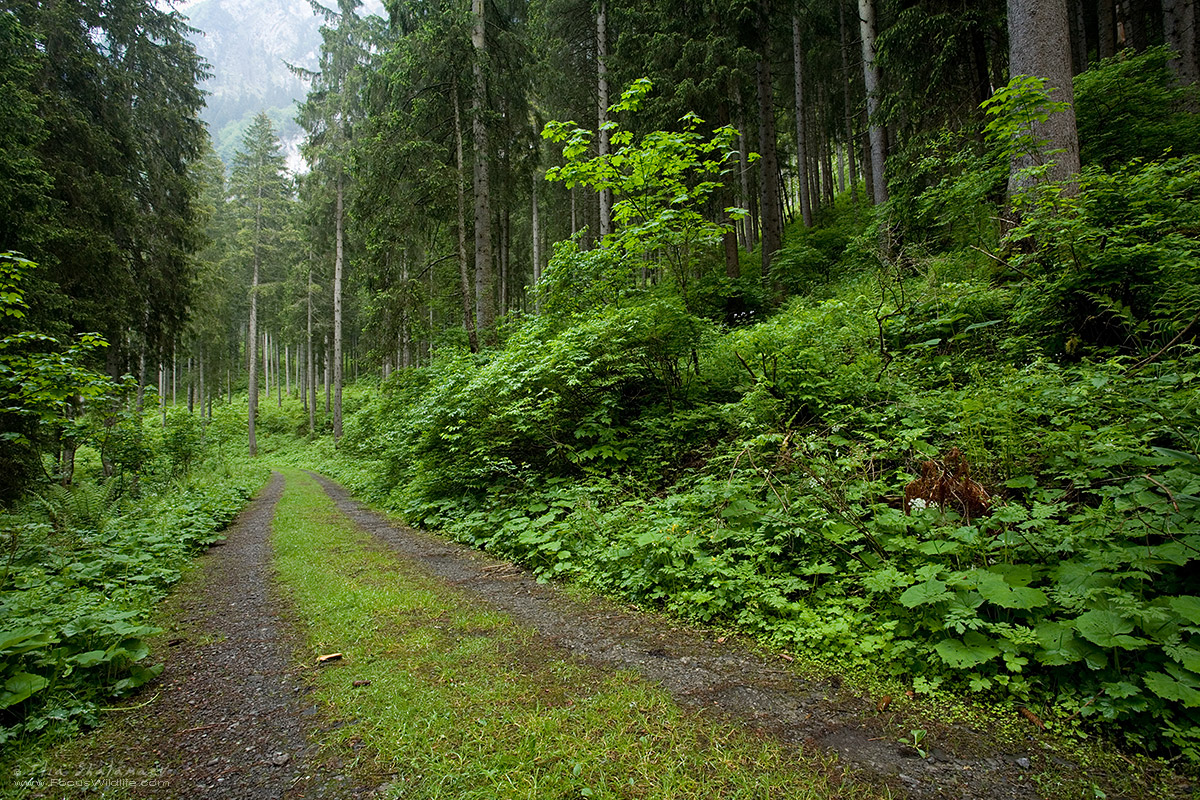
[1163,0,1199,86]
[1007,0,1082,197]
[198,347,205,421]
[757,2,783,280]
[822,129,835,204]
[471,0,494,339]
[499,210,510,314]
[597,0,612,239]
[1097,0,1117,58]
[1069,0,1088,75]
[736,90,756,251]
[452,85,479,352]
[532,172,543,313]
[792,14,814,227]
[136,346,146,414]
[840,0,860,205]
[307,265,315,435]
[333,170,344,441]
[276,337,282,409]
[859,0,888,204]
[248,170,261,457]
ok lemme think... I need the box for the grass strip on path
[271,470,887,800]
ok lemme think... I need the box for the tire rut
[49,472,376,800]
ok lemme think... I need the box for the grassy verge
[272,469,884,800]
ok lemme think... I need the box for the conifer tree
[229,113,292,457]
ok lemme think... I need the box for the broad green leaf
[1034,621,1092,666]
[1170,596,1200,625]
[0,672,49,708]
[899,578,950,608]
[69,650,110,667]
[1145,672,1200,707]
[934,632,999,669]
[0,628,53,655]
[1074,610,1146,649]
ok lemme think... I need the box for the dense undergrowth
[0,405,269,762]
[311,53,1200,762]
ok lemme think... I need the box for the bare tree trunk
[472,0,494,340]
[757,2,783,280]
[452,86,479,353]
[159,362,166,429]
[324,335,331,414]
[859,0,888,205]
[499,210,510,314]
[532,172,543,313]
[276,336,282,409]
[248,185,261,456]
[822,125,835,204]
[1097,0,1117,58]
[1163,0,1199,86]
[307,265,315,435]
[736,89,756,250]
[597,0,612,239]
[333,171,345,441]
[792,14,814,227]
[840,0,860,205]
[198,348,205,421]
[136,346,146,414]
[1007,0,1081,196]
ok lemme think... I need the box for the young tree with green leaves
[543,78,744,308]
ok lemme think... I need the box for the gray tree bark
[792,14,813,227]
[307,264,314,435]
[597,0,612,239]
[333,172,344,441]
[858,0,888,204]
[840,0,859,205]
[1007,0,1081,196]
[471,0,494,339]
[1097,0,1117,59]
[452,85,479,353]
[1163,0,1199,86]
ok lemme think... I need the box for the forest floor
[26,472,1190,800]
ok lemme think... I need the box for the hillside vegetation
[311,51,1200,760]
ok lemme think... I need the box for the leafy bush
[1007,155,1200,354]
[1074,46,1200,168]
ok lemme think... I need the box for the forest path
[39,472,1162,800]
[39,473,376,800]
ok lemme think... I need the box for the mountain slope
[167,0,384,168]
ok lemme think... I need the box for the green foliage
[981,75,1070,172]
[1005,155,1200,353]
[543,78,745,307]
[1074,47,1200,168]
[0,461,264,745]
